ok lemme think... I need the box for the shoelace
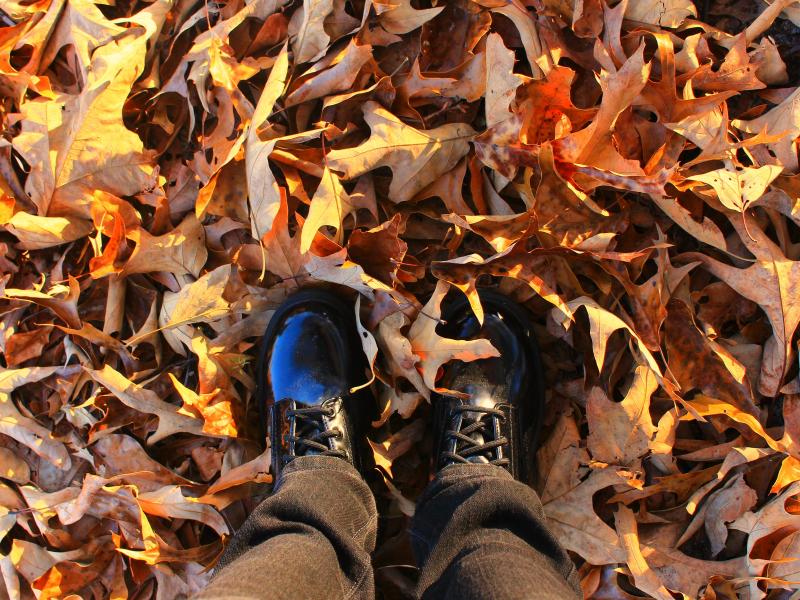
[444,405,510,467]
[285,406,346,459]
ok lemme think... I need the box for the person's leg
[197,456,377,600]
[412,290,581,599]
[410,463,580,600]
[198,289,377,599]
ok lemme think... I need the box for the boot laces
[445,405,509,467]
[286,406,346,459]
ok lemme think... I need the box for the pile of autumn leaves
[1,0,800,596]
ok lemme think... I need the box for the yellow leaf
[689,165,783,214]
[624,0,696,27]
[300,167,354,253]
[407,281,499,392]
[326,101,475,203]
[5,212,92,250]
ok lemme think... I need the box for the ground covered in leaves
[1,0,800,597]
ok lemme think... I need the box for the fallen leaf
[0,446,30,484]
[681,215,800,397]
[688,164,783,216]
[247,45,289,241]
[586,366,658,466]
[406,281,500,392]
[614,505,674,600]
[373,0,444,34]
[326,101,475,203]
[123,214,208,278]
[733,72,800,171]
[701,474,758,556]
[624,0,696,27]
[85,365,204,444]
[4,212,93,250]
[301,166,354,253]
[289,0,335,64]
[160,265,231,330]
[136,485,229,536]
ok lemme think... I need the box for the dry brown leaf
[768,530,800,588]
[484,33,524,129]
[586,366,658,466]
[206,449,272,496]
[0,446,30,484]
[536,408,589,504]
[85,365,204,444]
[301,166,354,253]
[702,474,758,556]
[665,299,758,415]
[733,86,800,171]
[731,481,800,595]
[123,214,208,277]
[326,101,475,203]
[614,505,674,600]
[92,434,190,491]
[11,22,157,219]
[624,0,696,27]
[682,216,800,397]
[160,265,231,330]
[289,0,335,64]
[375,310,428,399]
[136,485,229,536]
[544,467,633,565]
[689,164,783,216]
[5,325,52,367]
[4,212,93,250]
[373,0,443,34]
[286,39,372,107]
[0,367,72,469]
[247,45,289,241]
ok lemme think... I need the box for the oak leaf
[681,216,800,396]
[484,33,524,129]
[301,166,354,253]
[586,366,658,466]
[544,467,632,565]
[122,214,208,278]
[160,265,231,330]
[11,25,157,219]
[5,212,93,250]
[326,101,475,203]
[289,0,335,64]
[624,0,696,27]
[373,0,444,34]
[689,164,783,215]
[246,46,289,241]
[406,281,499,392]
[85,365,204,444]
[614,505,674,600]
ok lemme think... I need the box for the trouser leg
[197,456,377,600]
[410,464,581,600]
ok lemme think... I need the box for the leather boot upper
[258,290,367,479]
[434,290,545,485]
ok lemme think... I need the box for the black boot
[257,288,369,480]
[433,290,545,485]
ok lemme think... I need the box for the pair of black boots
[258,287,545,486]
